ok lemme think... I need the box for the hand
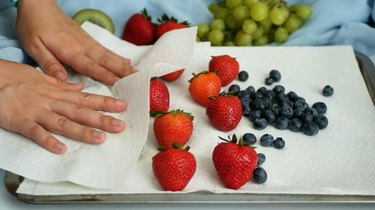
[15,0,134,85]
[0,59,127,154]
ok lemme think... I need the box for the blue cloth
[0,0,374,64]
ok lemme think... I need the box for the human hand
[0,59,127,154]
[15,0,134,85]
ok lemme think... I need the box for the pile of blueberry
[232,70,330,136]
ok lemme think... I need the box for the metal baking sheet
[3,51,375,204]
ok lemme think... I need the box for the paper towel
[0,22,197,189]
[17,42,375,196]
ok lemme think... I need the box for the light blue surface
[1,0,375,208]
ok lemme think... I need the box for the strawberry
[161,69,185,82]
[209,55,240,86]
[188,70,222,106]
[212,135,258,190]
[206,93,242,131]
[155,14,189,40]
[122,8,155,45]
[150,78,169,115]
[153,110,194,148]
[152,143,196,191]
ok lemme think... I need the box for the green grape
[210,19,226,31]
[214,8,230,20]
[226,15,242,30]
[226,0,243,9]
[259,17,272,32]
[242,19,257,34]
[243,0,259,9]
[274,27,288,43]
[224,40,236,46]
[284,15,302,33]
[197,23,210,39]
[250,2,269,22]
[293,4,312,20]
[208,3,220,14]
[233,5,250,22]
[269,5,288,25]
[251,27,264,40]
[254,35,269,46]
[208,29,225,46]
[235,30,252,46]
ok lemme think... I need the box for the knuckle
[79,92,91,104]
[73,105,86,116]
[57,117,70,128]
[81,61,96,74]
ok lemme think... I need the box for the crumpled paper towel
[0,22,197,189]
[17,41,375,196]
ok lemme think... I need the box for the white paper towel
[15,24,375,196]
[0,22,197,189]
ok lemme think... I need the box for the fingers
[17,119,67,154]
[57,90,127,113]
[69,53,120,85]
[27,38,68,80]
[86,44,135,78]
[50,100,125,133]
[36,110,107,145]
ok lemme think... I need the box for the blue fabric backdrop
[0,0,374,63]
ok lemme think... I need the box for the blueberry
[257,87,269,95]
[238,71,249,81]
[312,102,327,114]
[294,100,308,111]
[287,91,298,101]
[249,110,262,122]
[302,121,320,136]
[237,90,249,100]
[253,167,268,184]
[314,115,329,129]
[229,84,241,95]
[253,118,268,130]
[322,85,334,96]
[288,118,303,132]
[245,86,255,95]
[280,105,293,118]
[301,108,319,122]
[260,134,274,146]
[269,69,281,82]
[257,153,266,167]
[264,109,276,124]
[265,77,273,85]
[293,108,304,118]
[275,116,289,130]
[242,106,251,117]
[243,133,257,145]
[273,85,285,94]
[252,98,267,110]
[273,137,285,149]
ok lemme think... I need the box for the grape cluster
[197,0,312,46]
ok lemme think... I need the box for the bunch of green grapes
[196,0,312,46]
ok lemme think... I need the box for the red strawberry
[153,110,194,148]
[150,78,169,115]
[212,135,258,190]
[206,93,242,131]
[161,69,185,82]
[188,70,222,106]
[155,14,189,40]
[152,143,196,191]
[209,55,240,86]
[122,8,155,45]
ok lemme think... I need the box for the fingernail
[56,72,65,80]
[54,143,66,153]
[112,119,125,127]
[92,131,106,140]
[130,66,138,73]
[116,100,126,108]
